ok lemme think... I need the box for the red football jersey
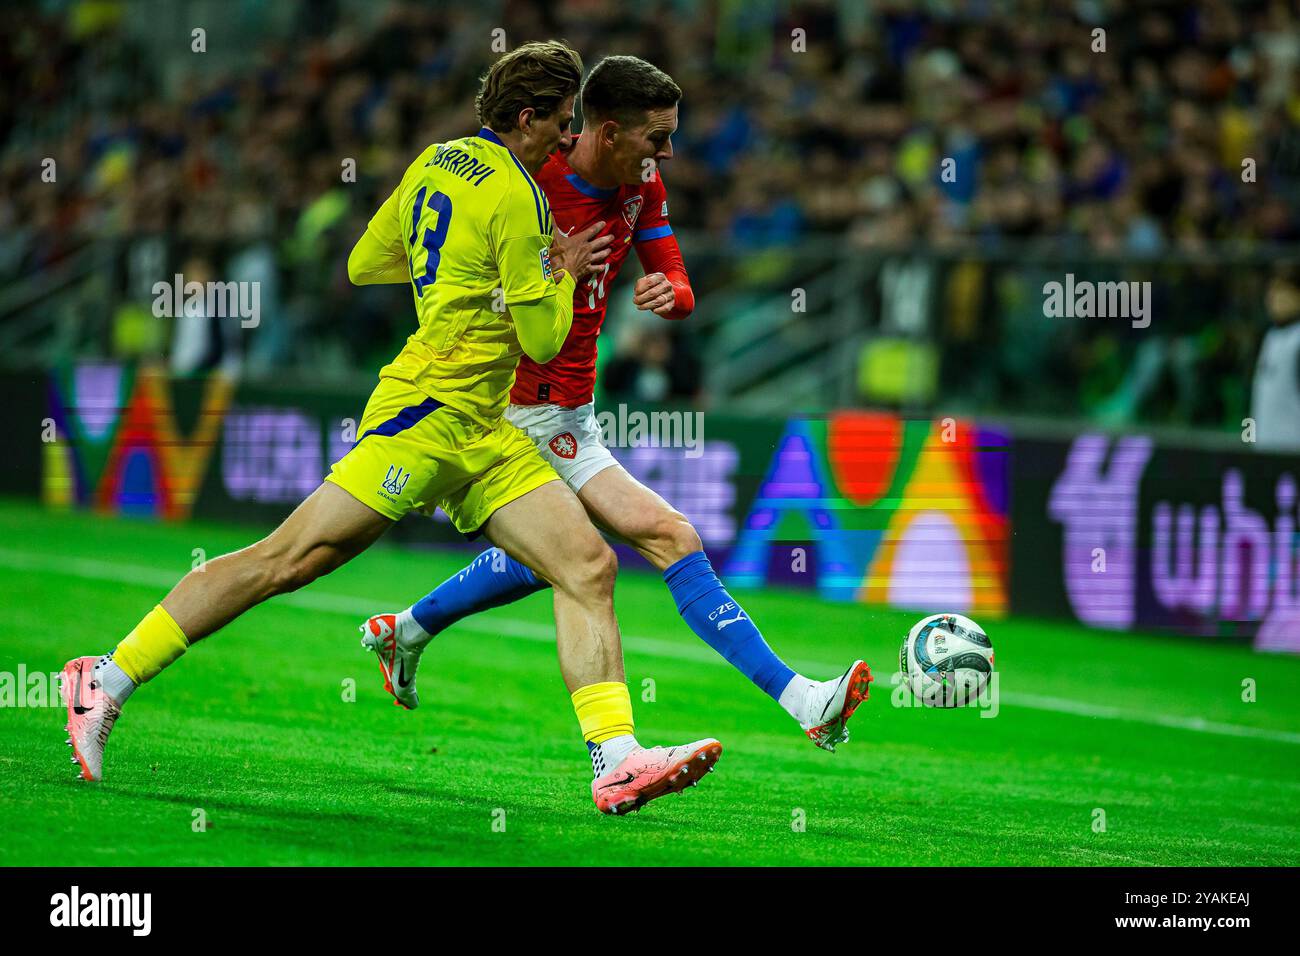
[511,142,676,407]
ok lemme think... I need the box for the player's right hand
[550,221,612,280]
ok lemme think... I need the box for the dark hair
[475,41,584,132]
[580,55,681,126]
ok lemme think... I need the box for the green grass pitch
[0,498,1297,866]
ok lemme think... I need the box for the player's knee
[558,537,617,598]
[654,509,702,563]
[582,542,619,596]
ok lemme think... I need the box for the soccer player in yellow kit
[60,41,721,815]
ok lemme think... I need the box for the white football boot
[797,660,873,751]
[359,613,423,710]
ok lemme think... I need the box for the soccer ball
[900,613,994,707]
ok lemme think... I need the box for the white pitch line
[998,691,1300,745]
[2,546,1298,747]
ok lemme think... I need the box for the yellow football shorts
[326,377,559,534]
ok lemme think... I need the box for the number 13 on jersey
[408,185,453,296]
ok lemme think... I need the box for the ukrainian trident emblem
[382,465,410,497]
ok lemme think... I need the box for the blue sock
[662,551,796,699]
[410,547,548,637]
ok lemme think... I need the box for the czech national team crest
[548,432,578,460]
[622,195,643,228]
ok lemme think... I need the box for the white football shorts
[504,402,621,492]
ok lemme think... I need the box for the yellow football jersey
[350,127,561,424]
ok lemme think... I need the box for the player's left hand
[633,273,676,316]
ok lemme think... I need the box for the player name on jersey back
[424,143,498,187]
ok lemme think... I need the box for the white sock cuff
[589,734,640,777]
[777,674,816,722]
[94,655,136,705]
[395,608,428,647]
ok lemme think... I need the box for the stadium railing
[3,235,1296,434]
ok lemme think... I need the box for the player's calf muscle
[158,541,310,641]
[248,536,342,597]
[162,486,389,640]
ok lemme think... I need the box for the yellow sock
[571,681,635,743]
[113,605,189,685]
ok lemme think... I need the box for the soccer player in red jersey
[361,56,872,762]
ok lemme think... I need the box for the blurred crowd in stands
[2,0,1300,433]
